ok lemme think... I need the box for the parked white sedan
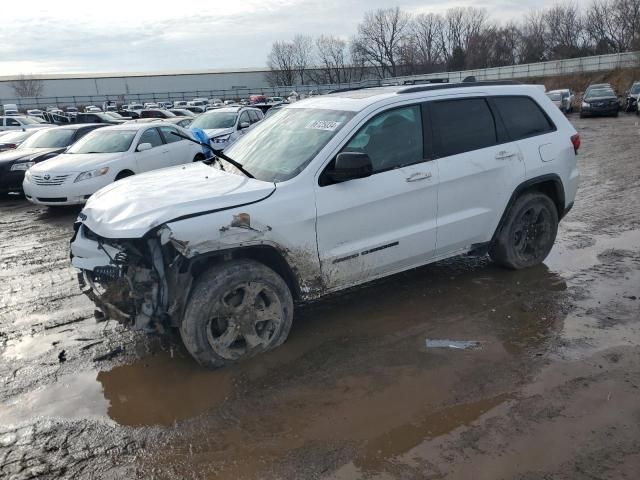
[0,115,52,132]
[23,123,204,206]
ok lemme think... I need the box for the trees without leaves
[265,2,640,86]
[10,75,44,98]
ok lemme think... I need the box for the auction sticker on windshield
[306,120,341,131]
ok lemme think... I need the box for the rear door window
[430,98,497,157]
[491,96,555,140]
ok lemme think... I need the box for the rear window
[431,98,497,157]
[492,96,555,140]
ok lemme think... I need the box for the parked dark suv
[580,87,619,118]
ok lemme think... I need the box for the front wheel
[490,192,558,269]
[180,259,294,368]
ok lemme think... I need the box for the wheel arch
[185,245,303,301]
[115,169,135,180]
[491,174,566,245]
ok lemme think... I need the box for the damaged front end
[71,222,170,332]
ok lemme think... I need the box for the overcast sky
[0,0,561,75]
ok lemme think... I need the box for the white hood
[31,152,125,173]
[81,162,275,238]
[203,127,233,138]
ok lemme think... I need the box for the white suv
[70,82,580,367]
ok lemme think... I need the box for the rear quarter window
[430,98,497,157]
[491,96,556,141]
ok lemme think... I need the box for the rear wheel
[490,192,558,269]
[180,259,294,368]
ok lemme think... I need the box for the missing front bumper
[78,270,132,323]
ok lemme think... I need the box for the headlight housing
[74,167,109,183]
[10,161,35,171]
[582,101,590,108]
[212,134,230,144]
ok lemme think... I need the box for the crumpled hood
[80,162,275,238]
[0,147,64,165]
[31,152,125,173]
[203,127,233,139]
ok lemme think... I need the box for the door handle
[495,150,517,160]
[406,172,432,182]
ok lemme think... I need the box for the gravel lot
[1,114,639,480]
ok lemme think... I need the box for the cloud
[0,0,560,75]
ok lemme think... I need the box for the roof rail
[398,80,520,94]
[327,86,379,94]
[402,78,449,85]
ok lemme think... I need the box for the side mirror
[137,142,152,152]
[327,152,373,183]
[239,121,250,130]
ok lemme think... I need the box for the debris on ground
[425,339,481,350]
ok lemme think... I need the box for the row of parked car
[0,104,271,204]
[2,94,291,119]
[545,80,640,117]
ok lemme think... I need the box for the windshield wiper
[170,131,254,179]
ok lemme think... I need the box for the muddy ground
[1,114,639,480]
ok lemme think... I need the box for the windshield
[547,93,562,101]
[223,107,356,182]
[20,128,75,148]
[631,84,640,94]
[67,130,135,154]
[191,112,238,129]
[586,88,615,99]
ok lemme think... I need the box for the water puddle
[331,393,511,478]
[546,228,640,274]
[0,350,231,427]
[0,371,109,425]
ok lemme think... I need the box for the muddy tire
[180,259,294,368]
[490,192,558,270]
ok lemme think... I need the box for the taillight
[570,134,580,154]
[5,143,17,149]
